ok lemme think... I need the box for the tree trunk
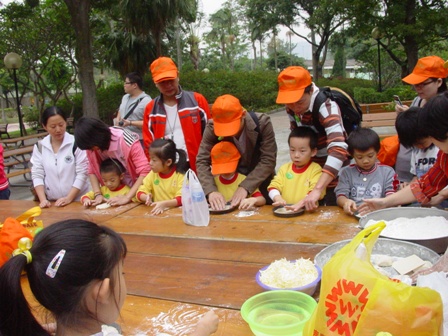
[252,41,257,70]
[63,0,98,118]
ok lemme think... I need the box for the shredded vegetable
[259,258,317,289]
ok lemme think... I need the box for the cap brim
[276,88,305,104]
[214,119,241,137]
[153,70,178,83]
[211,160,239,175]
[402,73,429,85]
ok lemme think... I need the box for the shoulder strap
[37,140,42,154]
[123,97,144,120]
[311,88,330,133]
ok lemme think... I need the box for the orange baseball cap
[276,66,312,104]
[211,141,241,175]
[212,94,244,137]
[402,56,448,84]
[150,57,178,83]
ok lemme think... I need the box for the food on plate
[96,203,111,210]
[259,258,318,289]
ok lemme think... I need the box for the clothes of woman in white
[30,132,89,201]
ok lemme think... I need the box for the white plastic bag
[182,169,210,226]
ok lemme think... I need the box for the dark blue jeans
[0,188,11,200]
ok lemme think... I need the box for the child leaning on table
[137,138,188,215]
[81,158,134,207]
[0,219,219,336]
[335,127,398,215]
[268,127,324,211]
[210,141,266,210]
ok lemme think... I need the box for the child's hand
[82,199,92,207]
[150,201,168,215]
[272,195,287,207]
[191,310,219,336]
[239,198,256,210]
[343,200,357,215]
[39,199,51,208]
[91,195,104,206]
[285,200,305,212]
[144,193,153,206]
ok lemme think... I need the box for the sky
[1,0,312,59]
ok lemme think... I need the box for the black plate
[273,206,305,218]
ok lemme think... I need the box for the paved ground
[6,111,292,201]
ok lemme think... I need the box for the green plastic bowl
[241,290,317,336]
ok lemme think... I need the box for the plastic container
[241,290,317,336]
[255,263,322,296]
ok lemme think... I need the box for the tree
[348,0,448,77]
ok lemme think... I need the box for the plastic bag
[304,221,443,336]
[182,169,210,226]
[0,206,43,266]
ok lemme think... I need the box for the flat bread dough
[96,203,111,210]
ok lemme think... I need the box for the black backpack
[311,87,362,135]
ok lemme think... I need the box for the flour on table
[96,203,111,210]
[365,216,448,239]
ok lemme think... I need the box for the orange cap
[150,57,178,83]
[276,66,312,104]
[402,56,448,84]
[212,94,244,137]
[211,141,241,175]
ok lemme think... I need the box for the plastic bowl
[241,290,317,336]
[255,263,322,296]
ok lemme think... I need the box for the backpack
[311,87,363,135]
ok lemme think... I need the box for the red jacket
[142,88,210,172]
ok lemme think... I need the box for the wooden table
[1,201,359,335]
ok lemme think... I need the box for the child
[396,107,448,207]
[137,138,187,215]
[81,158,131,207]
[268,127,325,211]
[0,144,10,200]
[335,127,398,215]
[0,219,219,335]
[210,141,266,209]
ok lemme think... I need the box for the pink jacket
[0,145,8,191]
[86,127,150,186]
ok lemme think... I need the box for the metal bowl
[358,207,448,253]
[314,238,440,277]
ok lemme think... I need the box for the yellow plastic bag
[0,207,43,266]
[304,222,443,336]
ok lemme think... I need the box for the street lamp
[371,28,383,92]
[4,52,26,136]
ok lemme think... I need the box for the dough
[371,254,394,267]
[96,203,111,210]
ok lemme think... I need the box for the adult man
[143,57,210,171]
[117,72,152,146]
[196,94,277,210]
[276,66,349,210]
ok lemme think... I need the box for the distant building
[304,59,372,79]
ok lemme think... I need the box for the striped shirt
[410,150,448,204]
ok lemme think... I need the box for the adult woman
[393,56,448,184]
[30,106,89,208]
[74,117,150,206]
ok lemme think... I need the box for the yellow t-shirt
[137,169,184,202]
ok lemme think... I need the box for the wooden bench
[361,111,397,138]
[360,100,413,114]
[0,123,10,139]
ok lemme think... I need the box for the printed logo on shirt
[192,115,198,124]
[286,172,294,179]
[154,179,160,185]
[65,155,74,164]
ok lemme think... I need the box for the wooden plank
[0,200,140,225]
[124,253,264,309]
[6,168,31,179]
[122,234,326,262]
[106,206,360,245]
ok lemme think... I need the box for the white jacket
[30,132,89,201]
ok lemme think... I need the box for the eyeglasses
[124,81,134,85]
[414,79,436,89]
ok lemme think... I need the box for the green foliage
[354,86,416,104]
[22,106,40,130]
[316,78,373,98]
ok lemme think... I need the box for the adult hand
[285,200,305,212]
[395,104,409,113]
[302,189,321,211]
[108,195,131,206]
[208,192,226,210]
[239,198,256,210]
[91,195,105,206]
[343,199,357,215]
[39,199,51,208]
[357,198,387,216]
[54,196,72,207]
[230,187,248,208]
